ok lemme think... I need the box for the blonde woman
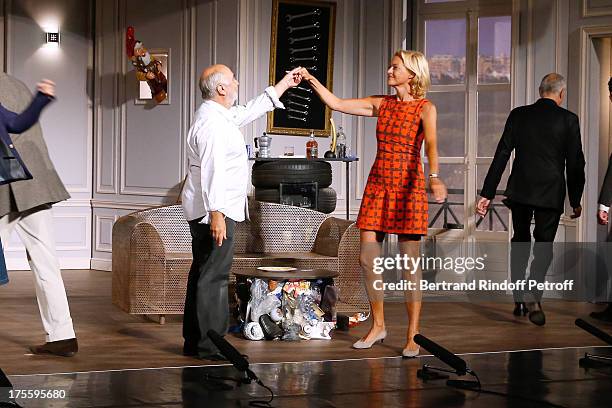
[299,50,446,357]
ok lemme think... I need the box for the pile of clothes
[238,278,338,341]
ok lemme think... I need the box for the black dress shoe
[183,347,198,357]
[29,338,78,357]
[513,302,528,316]
[198,352,228,362]
[590,305,612,322]
[526,302,546,326]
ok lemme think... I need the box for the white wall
[10,0,610,271]
[90,0,405,270]
[510,0,612,243]
[0,0,93,269]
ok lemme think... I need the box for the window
[417,1,513,234]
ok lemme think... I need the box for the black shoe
[513,302,528,316]
[183,348,198,357]
[590,305,612,322]
[198,352,228,362]
[526,302,546,326]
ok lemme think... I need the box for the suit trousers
[0,205,75,342]
[509,201,562,303]
[183,217,235,356]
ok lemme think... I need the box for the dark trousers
[183,217,235,356]
[509,201,562,303]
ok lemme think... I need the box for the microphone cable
[415,334,569,408]
[248,378,275,408]
[207,330,275,407]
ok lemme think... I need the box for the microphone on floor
[575,319,612,346]
[414,334,468,376]
[413,334,480,390]
[575,319,612,369]
[206,330,276,407]
[207,329,257,381]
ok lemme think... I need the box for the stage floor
[7,346,612,407]
[1,269,611,405]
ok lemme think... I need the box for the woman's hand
[298,67,315,82]
[37,79,56,97]
[429,177,447,203]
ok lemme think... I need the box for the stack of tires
[252,159,337,214]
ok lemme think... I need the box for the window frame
[415,0,514,237]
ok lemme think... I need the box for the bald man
[476,73,585,326]
[181,65,302,360]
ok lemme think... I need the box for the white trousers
[0,206,75,342]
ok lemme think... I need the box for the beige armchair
[112,200,369,323]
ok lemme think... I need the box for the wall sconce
[45,30,60,46]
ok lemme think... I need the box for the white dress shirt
[182,87,284,223]
[600,204,610,213]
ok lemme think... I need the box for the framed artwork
[135,48,170,105]
[267,0,336,136]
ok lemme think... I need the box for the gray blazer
[0,73,70,217]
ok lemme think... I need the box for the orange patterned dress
[356,96,429,235]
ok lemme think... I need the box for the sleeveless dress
[356,96,429,235]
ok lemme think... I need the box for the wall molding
[355,0,366,199]
[582,0,612,18]
[53,214,91,251]
[53,198,92,208]
[526,0,535,102]
[95,214,118,252]
[118,0,189,197]
[91,199,158,211]
[91,258,112,272]
[96,0,121,195]
[3,0,10,74]
[578,25,612,242]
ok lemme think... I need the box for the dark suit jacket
[599,154,612,207]
[481,98,586,212]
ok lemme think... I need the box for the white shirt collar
[203,99,234,121]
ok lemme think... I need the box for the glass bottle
[336,126,346,158]
[306,130,318,159]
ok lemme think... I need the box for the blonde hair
[394,50,431,99]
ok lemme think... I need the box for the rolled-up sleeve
[229,86,285,128]
[197,121,227,214]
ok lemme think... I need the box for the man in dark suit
[476,73,585,326]
[590,77,612,322]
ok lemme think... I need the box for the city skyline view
[425,16,511,84]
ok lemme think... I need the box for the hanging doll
[126,26,167,103]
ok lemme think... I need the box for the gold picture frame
[267,0,336,136]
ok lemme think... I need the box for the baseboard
[5,257,92,271]
[91,258,112,272]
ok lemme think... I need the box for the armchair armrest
[336,223,370,315]
[112,214,167,313]
[312,217,355,256]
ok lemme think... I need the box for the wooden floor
[11,347,612,408]
[0,269,610,376]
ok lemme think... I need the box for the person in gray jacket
[0,73,77,357]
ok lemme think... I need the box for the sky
[426,16,511,58]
